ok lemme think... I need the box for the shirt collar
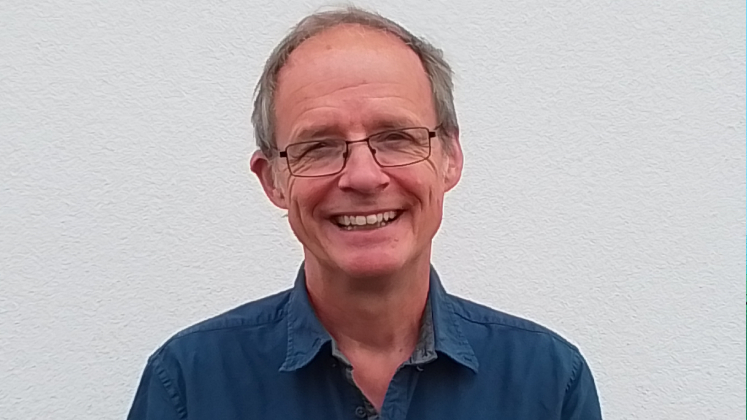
[428,268,479,372]
[278,264,332,372]
[279,264,479,373]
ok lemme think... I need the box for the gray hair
[251,6,459,156]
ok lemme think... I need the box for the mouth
[330,210,403,231]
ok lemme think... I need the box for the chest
[181,358,563,420]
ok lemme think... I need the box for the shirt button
[355,406,367,418]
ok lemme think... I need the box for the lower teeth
[343,220,390,230]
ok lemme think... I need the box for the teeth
[334,211,400,227]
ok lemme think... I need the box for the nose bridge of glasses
[343,138,379,161]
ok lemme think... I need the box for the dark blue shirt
[128,266,602,419]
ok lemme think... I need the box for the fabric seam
[151,352,188,420]
[564,350,582,395]
[452,310,579,353]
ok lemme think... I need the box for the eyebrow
[294,125,342,141]
[293,117,422,141]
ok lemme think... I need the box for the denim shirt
[329,299,436,420]
[128,266,602,420]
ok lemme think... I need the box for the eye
[291,140,341,159]
[380,131,414,142]
[305,141,332,151]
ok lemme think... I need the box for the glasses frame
[277,126,439,178]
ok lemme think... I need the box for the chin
[333,253,408,280]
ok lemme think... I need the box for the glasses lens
[285,140,346,176]
[369,128,431,166]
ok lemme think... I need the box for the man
[128,7,602,420]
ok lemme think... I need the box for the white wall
[1,1,744,419]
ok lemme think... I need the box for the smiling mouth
[331,210,403,231]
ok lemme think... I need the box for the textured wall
[1,1,744,419]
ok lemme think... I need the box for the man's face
[252,25,462,279]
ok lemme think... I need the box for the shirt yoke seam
[171,311,286,341]
[452,310,579,353]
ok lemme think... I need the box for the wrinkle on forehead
[274,25,435,146]
[287,91,424,137]
[278,40,430,102]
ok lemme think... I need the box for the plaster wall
[1,1,744,418]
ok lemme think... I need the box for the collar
[278,264,479,373]
[428,268,479,372]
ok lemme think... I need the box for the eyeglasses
[277,127,438,177]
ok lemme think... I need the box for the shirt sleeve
[127,355,186,420]
[561,351,603,420]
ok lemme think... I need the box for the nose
[337,142,389,193]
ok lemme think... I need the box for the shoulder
[176,289,291,338]
[150,288,292,361]
[445,294,602,417]
[448,294,581,355]
[133,289,295,412]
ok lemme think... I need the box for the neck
[304,257,431,354]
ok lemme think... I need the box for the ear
[441,130,463,192]
[250,150,289,210]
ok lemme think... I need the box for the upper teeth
[336,211,399,226]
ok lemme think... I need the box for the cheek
[286,181,307,213]
[419,164,446,205]
[285,179,328,220]
[400,173,444,215]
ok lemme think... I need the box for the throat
[349,356,403,412]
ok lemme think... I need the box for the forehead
[274,25,435,143]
